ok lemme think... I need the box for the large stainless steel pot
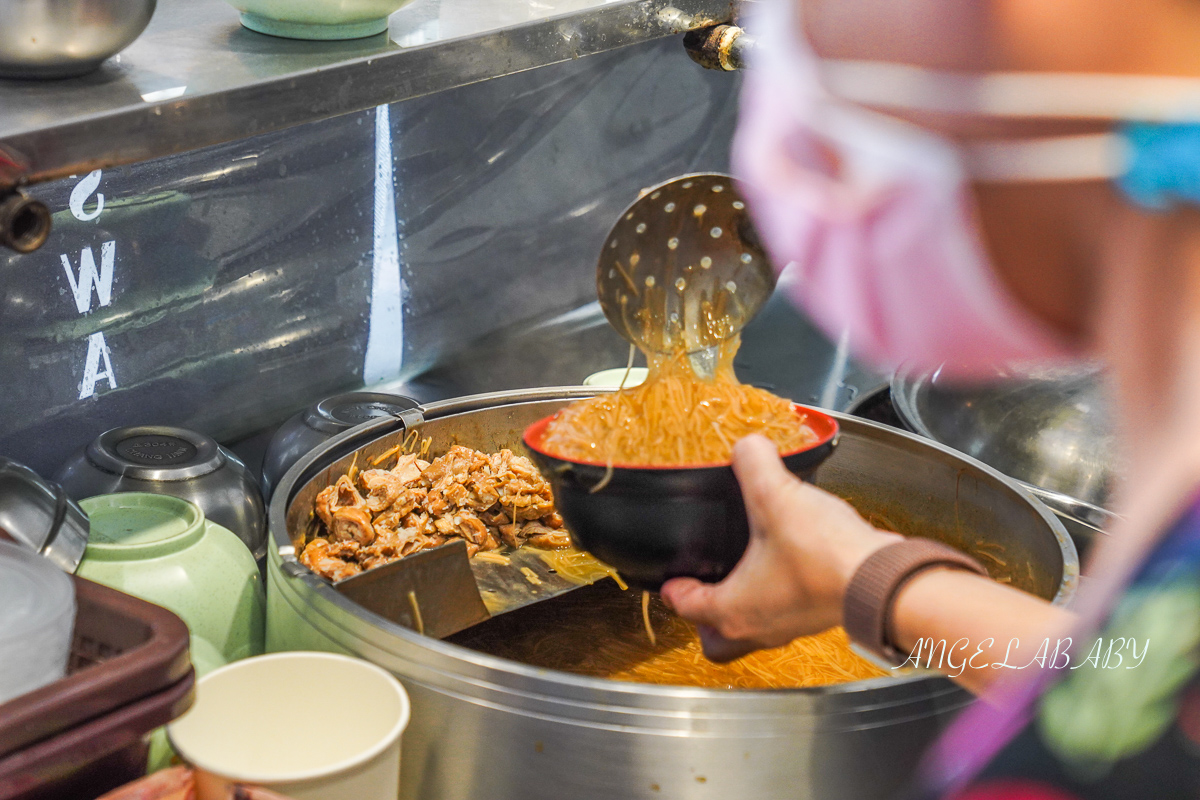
[267,387,1078,800]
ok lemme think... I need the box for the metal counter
[0,0,733,187]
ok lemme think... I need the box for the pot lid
[87,426,224,482]
[890,362,1116,510]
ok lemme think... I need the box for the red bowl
[523,405,839,590]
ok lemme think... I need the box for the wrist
[831,528,904,626]
[842,539,988,663]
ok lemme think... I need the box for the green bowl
[225,0,417,40]
[78,493,265,676]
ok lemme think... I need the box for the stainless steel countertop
[0,0,730,188]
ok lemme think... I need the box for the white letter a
[79,331,117,399]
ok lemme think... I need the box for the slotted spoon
[596,173,776,359]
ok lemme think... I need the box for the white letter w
[61,241,115,314]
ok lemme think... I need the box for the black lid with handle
[261,392,421,500]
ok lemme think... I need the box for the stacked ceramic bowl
[75,493,265,676]
[55,426,267,564]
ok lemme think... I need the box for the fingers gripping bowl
[523,406,840,589]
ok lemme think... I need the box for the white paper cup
[168,652,410,800]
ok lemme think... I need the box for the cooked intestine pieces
[523,522,571,550]
[302,444,570,583]
[330,506,375,546]
[314,475,368,527]
[392,452,428,484]
[360,470,409,513]
[299,538,362,582]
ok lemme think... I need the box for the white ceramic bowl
[582,367,649,388]
[225,0,415,40]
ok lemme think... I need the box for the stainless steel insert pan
[267,387,1078,800]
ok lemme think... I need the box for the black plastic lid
[303,392,420,436]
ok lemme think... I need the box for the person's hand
[660,434,900,662]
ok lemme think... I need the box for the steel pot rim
[269,387,1077,705]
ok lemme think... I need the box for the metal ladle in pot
[596,173,775,367]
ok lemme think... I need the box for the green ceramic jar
[77,493,265,676]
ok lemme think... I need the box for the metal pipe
[684,23,757,71]
[0,192,51,253]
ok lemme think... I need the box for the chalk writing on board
[61,241,115,314]
[69,170,105,222]
[79,331,117,400]
[61,170,119,399]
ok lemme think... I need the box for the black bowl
[523,406,839,591]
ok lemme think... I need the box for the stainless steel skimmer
[596,173,775,356]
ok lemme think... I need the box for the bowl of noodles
[522,350,839,589]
